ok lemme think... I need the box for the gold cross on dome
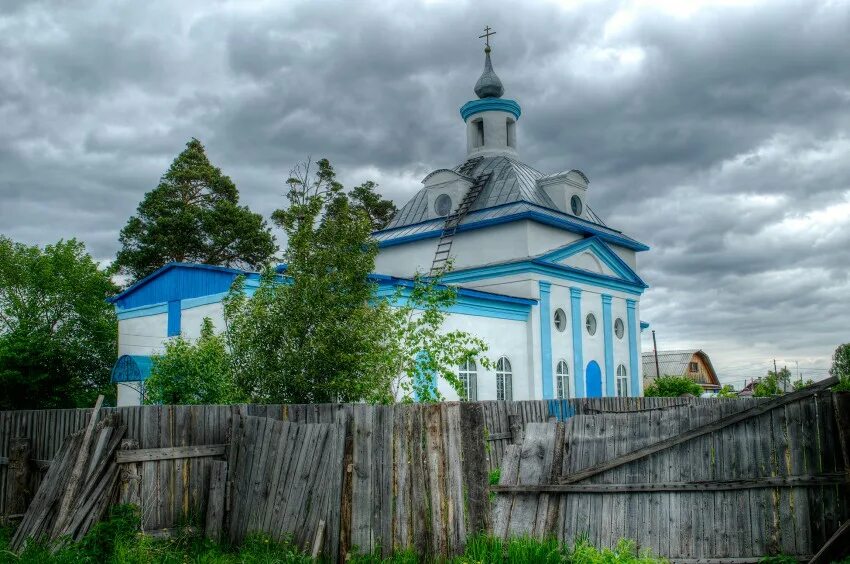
[478,26,496,48]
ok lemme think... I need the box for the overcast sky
[1,0,848,386]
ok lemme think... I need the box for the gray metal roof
[379,155,648,248]
[386,156,557,229]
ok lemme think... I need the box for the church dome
[474,47,504,99]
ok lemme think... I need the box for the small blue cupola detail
[111,355,153,383]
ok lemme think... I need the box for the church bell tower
[460,27,521,159]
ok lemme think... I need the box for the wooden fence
[1,394,848,560]
[492,389,850,560]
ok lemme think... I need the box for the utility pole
[652,330,660,379]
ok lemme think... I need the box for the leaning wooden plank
[50,394,103,538]
[9,430,82,551]
[559,378,838,485]
[493,473,850,493]
[809,518,850,564]
[116,444,228,464]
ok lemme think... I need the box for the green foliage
[830,343,850,392]
[753,367,792,397]
[791,378,815,391]
[379,270,490,403]
[115,138,276,281]
[347,535,667,563]
[489,468,501,486]
[1,513,668,564]
[643,375,703,398]
[145,318,240,405]
[717,384,737,398]
[225,158,392,403]
[349,180,398,230]
[0,237,117,409]
[224,159,488,404]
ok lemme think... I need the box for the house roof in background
[642,349,721,387]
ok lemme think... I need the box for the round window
[585,313,597,336]
[614,318,625,339]
[554,308,567,332]
[571,195,583,216]
[435,194,452,217]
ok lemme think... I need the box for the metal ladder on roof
[429,172,491,276]
[456,155,483,177]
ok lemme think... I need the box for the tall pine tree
[116,139,277,280]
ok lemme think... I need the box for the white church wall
[374,239,437,277]
[525,222,583,257]
[118,313,168,357]
[459,276,539,300]
[580,290,607,394]
[117,383,143,407]
[611,297,633,395]
[434,312,530,401]
[450,222,530,269]
[559,251,617,277]
[548,283,576,397]
[181,302,226,339]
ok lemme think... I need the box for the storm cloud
[1,0,848,386]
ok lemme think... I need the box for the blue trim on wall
[602,294,615,397]
[116,303,168,320]
[459,98,522,120]
[167,300,181,337]
[538,281,553,399]
[570,287,585,397]
[441,259,647,296]
[375,201,650,252]
[627,299,640,397]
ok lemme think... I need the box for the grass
[0,505,670,563]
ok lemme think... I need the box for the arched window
[556,360,570,399]
[458,359,478,401]
[616,364,629,397]
[496,357,513,401]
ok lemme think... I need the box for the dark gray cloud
[2,0,849,386]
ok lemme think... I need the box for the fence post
[118,439,142,507]
[509,409,523,445]
[5,437,31,517]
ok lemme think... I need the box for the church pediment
[537,237,646,286]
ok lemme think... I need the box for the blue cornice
[460,98,522,121]
[442,259,647,296]
[375,202,649,252]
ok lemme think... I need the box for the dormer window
[434,194,452,217]
[571,195,583,216]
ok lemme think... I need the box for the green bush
[644,375,703,398]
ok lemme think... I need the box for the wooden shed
[642,349,721,392]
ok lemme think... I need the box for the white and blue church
[109,42,650,406]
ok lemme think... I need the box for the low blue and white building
[109,44,649,406]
